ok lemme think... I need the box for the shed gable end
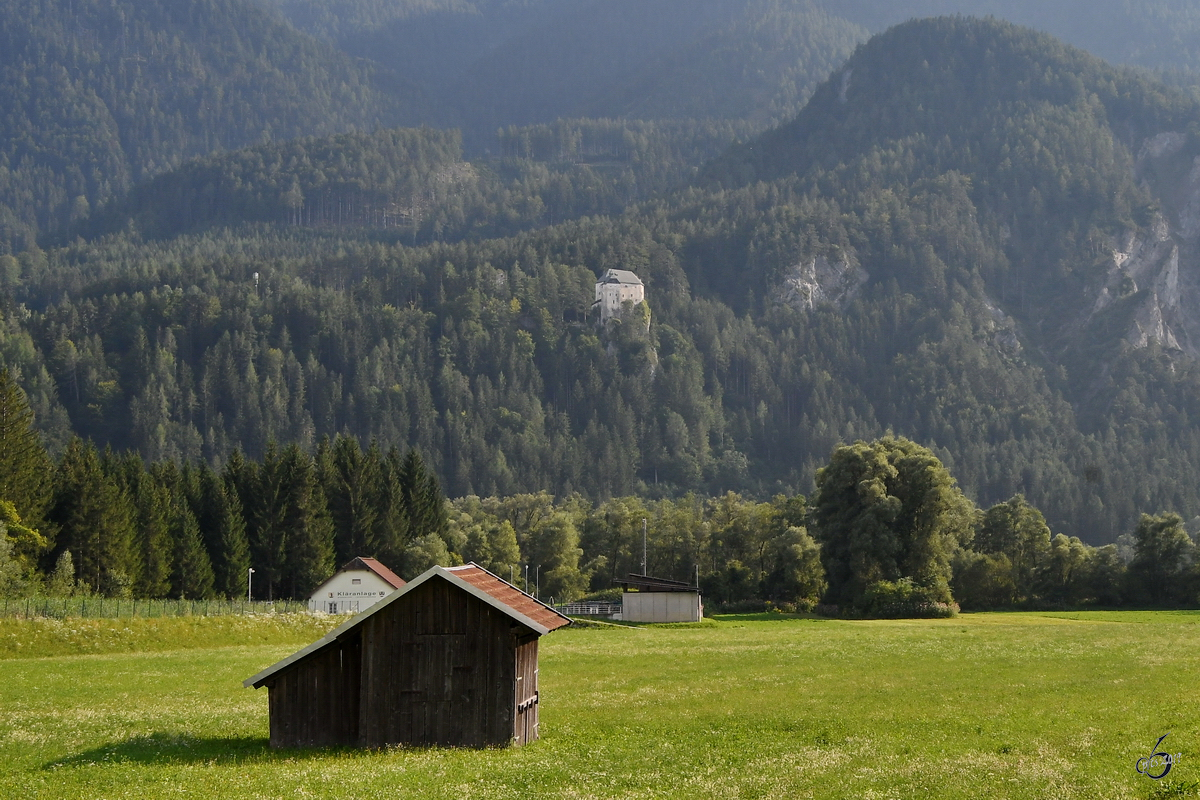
[358,577,521,748]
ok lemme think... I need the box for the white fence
[555,602,621,617]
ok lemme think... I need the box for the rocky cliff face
[1089,131,1200,359]
[771,253,868,311]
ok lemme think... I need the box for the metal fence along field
[0,597,308,620]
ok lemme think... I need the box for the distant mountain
[255,0,1200,150]
[576,0,864,126]
[13,14,1200,547]
[707,14,1198,370]
[259,0,866,147]
[829,0,1200,79]
[70,118,751,241]
[0,0,429,251]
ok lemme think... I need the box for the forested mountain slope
[10,17,1200,548]
[833,0,1200,80]
[71,119,754,242]
[21,0,1200,261]
[0,0,428,252]
[707,15,1200,389]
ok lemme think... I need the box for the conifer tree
[123,460,173,598]
[248,443,334,599]
[318,435,381,562]
[245,443,286,599]
[375,446,412,569]
[50,438,137,596]
[186,464,250,599]
[278,443,335,599]
[0,367,53,538]
[170,500,216,600]
[399,449,447,539]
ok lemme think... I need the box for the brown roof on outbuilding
[245,563,569,689]
[445,564,571,632]
[341,556,406,589]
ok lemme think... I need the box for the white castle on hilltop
[594,268,645,322]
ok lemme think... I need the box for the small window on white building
[352,578,362,585]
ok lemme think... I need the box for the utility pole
[641,518,647,576]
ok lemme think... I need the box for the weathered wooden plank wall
[267,633,362,748]
[513,637,539,745]
[357,578,518,747]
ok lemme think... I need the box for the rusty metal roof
[445,564,571,632]
[245,563,569,689]
[341,557,406,590]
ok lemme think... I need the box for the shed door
[513,638,539,746]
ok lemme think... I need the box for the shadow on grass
[44,732,361,768]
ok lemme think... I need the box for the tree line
[808,435,1199,616]
[4,358,1194,615]
[0,367,448,600]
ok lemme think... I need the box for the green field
[1,612,1198,799]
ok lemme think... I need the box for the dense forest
[5,18,1200,541]
[0,0,434,252]
[19,0,1200,252]
[3,367,1193,614]
[7,7,1200,609]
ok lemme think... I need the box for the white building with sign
[308,557,407,615]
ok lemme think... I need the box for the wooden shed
[244,563,571,749]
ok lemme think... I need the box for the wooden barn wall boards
[244,564,570,749]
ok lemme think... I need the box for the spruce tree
[398,449,447,539]
[0,367,52,538]
[375,446,412,570]
[170,500,216,599]
[318,435,381,563]
[278,444,335,599]
[127,463,173,598]
[248,443,334,599]
[50,438,137,596]
[189,465,250,599]
[246,443,286,600]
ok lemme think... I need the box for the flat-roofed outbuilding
[616,573,704,623]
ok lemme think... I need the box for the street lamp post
[535,565,541,600]
[247,568,255,603]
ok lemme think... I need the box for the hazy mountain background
[10,1,1200,547]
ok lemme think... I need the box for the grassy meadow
[1,611,1198,799]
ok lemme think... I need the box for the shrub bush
[861,578,959,619]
